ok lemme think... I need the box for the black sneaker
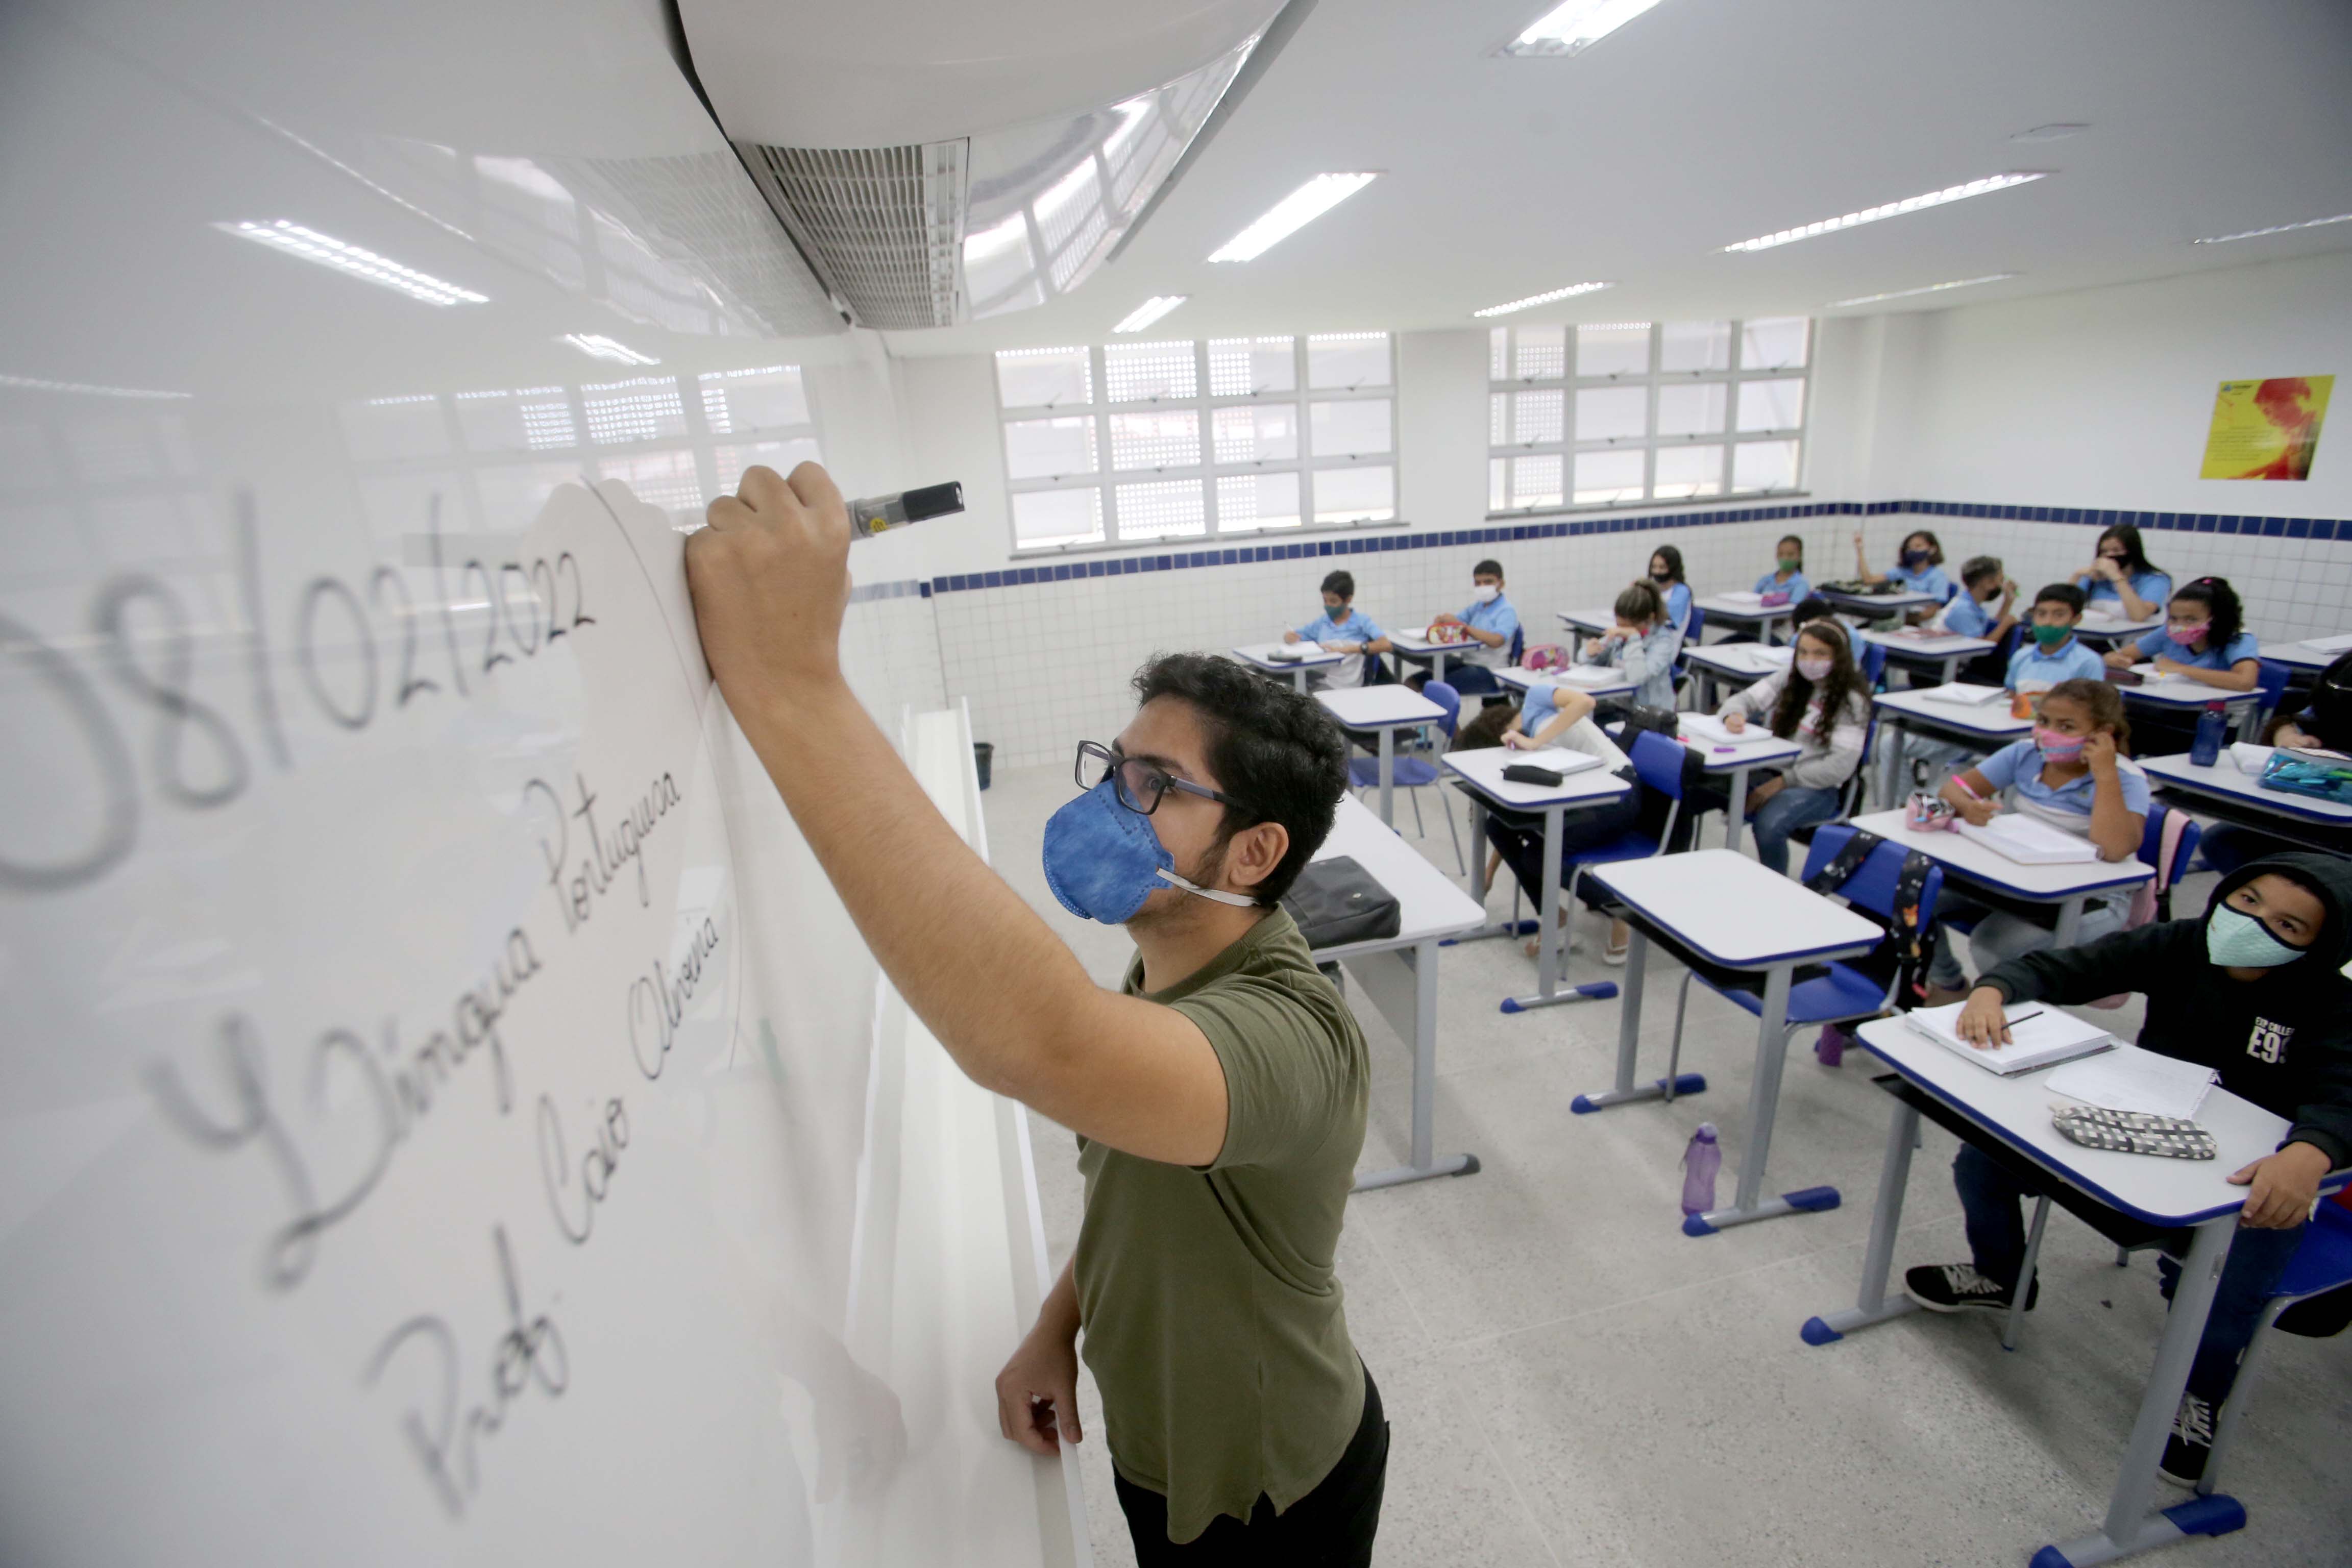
[1904,1263,2040,1314]
[2158,1392,2215,1489]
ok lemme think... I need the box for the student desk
[1496,665,1636,704]
[1578,850,1884,1232]
[1316,685,1446,828]
[2073,610,2164,648]
[1683,641,1792,712]
[1858,627,1997,689]
[1846,807,2150,945]
[1693,592,1797,644]
[1442,745,1634,1014]
[1805,1016,2349,1568]
[2114,674,2261,740]
[1385,626,1476,687]
[1819,586,1940,622]
[1310,795,1488,1191]
[2254,638,2346,675]
[1556,606,1616,640]
[1231,640,1338,693]
[1868,690,2030,812]
[2142,750,2352,855]
[1679,727,1804,857]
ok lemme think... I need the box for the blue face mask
[1041,779,1259,924]
[2204,904,2307,969]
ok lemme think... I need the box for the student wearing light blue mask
[1910,851,2352,1491]
[683,465,1391,1560]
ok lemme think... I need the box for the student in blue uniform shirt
[2100,575,2260,693]
[1416,558,1518,696]
[2076,522,2172,623]
[2006,582,2106,697]
[1930,555,2018,643]
[1851,526,1954,606]
[1575,581,1679,711]
[1647,545,1693,640]
[1754,533,1810,603]
[1283,570,1388,689]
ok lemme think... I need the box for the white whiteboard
[0,1,1082,1561]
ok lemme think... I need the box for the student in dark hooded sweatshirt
[1902,852,2352,1489]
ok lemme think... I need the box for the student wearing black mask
[1905,853,2352,1488]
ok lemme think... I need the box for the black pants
[1114,1364,1388,1565]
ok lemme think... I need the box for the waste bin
[972,741,994,790]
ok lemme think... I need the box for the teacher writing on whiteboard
[685,464,1386,1563]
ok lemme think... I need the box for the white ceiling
[883,0,2352,356]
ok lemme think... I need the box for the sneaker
[1814,1023,1849,1067]
[1904,1263,2040,1314]
[2158,1392,2215,1489]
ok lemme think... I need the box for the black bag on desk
[1281,856,1401,948]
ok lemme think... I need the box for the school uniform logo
[2246,1016,2292,1065]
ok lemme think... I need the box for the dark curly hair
[1769,620,1865,743]
[1132,652,1350,904]
[2169,576,2244,653]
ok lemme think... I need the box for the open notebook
[1916,682,2008,707]
[1678,713,1784,748]
[1556,664,1629,687]
[1956,814,2100,864]
[1904,1000,2116,1076]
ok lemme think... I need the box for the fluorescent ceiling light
[1576,322,1653,331]
[0,372,190,399]
[1113,296,1189,333]
[2192,211,2352,245]
[214,220,487,305]
[1721,173,2048,254]
[562,333,660,366]
[1208,174,1378,263]
[1500,0,1664,57]
[1829,273,2020,307]
[1472,281,1614,317]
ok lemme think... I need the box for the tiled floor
[979,759,2352,1568]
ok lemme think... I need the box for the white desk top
[1856,1016,2319,1228]
[1498,665,1635,697]
[1316,685,1445,727]
[2073,611,2163,640]
[1684,643,1793,679]
[1557,606,1616,632]
[1385,627,1464,654]
[2260,640,2343,672]
[1590,849,1883,968]
[2142,750,2352,824]
[2116,673,2261,709]
[1678,729,1803,773]
[1232,640,1339,670]
[1695,592,1797,620]
[1874,688,2032,740]
[1821,586,1939,610]
[1859,628,1996,656]
[1443,745,1633,810]
[1308,793,1485,954]
[1847,807,2153,900]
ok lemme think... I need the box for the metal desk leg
[1876,715,1908,814]
[1504,803,1616,1012]
[1723,765,1751,855]
[1431,650,1448,686]
[2055,894,2086,947]
[1802,1096,1923,1343]
[1291,668,1311,696]
[1376,726,1396,827]
[1570,924,1704,1111]
[1687,964,1840,1233]
[2038,1219,2249,1565]
[1352,940,1481,1191]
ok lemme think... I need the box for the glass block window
[1486,318,1810,512]
[996,333,1396,548]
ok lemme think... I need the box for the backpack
[1802,827,1943,1009]
[1520,642,1572,673]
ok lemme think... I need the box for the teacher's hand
[687,462,850,701]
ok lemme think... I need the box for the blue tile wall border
[924,498,2346,596]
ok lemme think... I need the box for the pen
[2005,1009,2043,1026]
[845,481,965,540]
[1711,746,1734,754]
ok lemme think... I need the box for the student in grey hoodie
[1903,852,2352,1488]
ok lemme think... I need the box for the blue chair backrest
[1858,640,1890,688]
[1508,625,1525,665]
[1996,623,2023,664]
[1800,824,1947,927]
[2256,658,2291,716]
[1424,680,1462,740]
[2137,801,2201,893]
[1629,729,1686,799]
[1685,605,1706,644]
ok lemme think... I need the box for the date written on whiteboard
[0,488,593,894]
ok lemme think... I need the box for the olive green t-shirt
[1074,908,1370,1545]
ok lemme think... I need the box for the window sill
[1485,489,1812,523]
[1009,518,1410,562]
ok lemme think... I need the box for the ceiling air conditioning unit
[674,0,1295,329]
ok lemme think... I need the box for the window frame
[1486,318,1809,516]
[996,334,1401,554]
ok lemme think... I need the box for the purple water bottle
[1681,1123,1722,1217]
[2191,701,2227,768]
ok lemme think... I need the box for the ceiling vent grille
[741,141,968,330]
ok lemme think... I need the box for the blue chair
[1523,729,1690,968]
[1671,606,1709,704]
[1349,680,1463,872]
[1658,825,1945,1132]
[1857,640,1890,690]
[2253,658,2292,734]
[2198,1200,2352,1502]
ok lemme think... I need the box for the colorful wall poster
[2199,376,2332,480]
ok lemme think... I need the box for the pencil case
[2050,1106,2216,1161]
[2260,749,2352,806]
[1503,764,1565,786]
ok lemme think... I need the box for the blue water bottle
[2191,701,2226,767]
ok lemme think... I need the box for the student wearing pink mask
[1917,680,2149,1000]
[2100,576,2260,690]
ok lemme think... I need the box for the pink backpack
[2084,806,2192,1010]
[1520,643,1572,673]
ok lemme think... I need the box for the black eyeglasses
[1074,741,1248,818]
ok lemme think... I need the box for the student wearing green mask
[1907,852,2352,1490]
[1754,533,1810,603]
[2005,582,2106,700]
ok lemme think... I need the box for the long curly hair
[1768,621,1865,743]
[2169,576,2244,653]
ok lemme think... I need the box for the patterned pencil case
[2050,1106,2217,1161]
